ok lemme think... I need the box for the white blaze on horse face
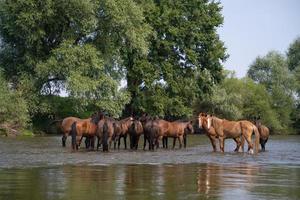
[198,117,202,128]
[207,117,212,129]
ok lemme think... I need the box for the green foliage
[0,0,131,118]
[0,72,30,130]
[287,37,300,132]
[122,0,227,117]
[247,51,296,133]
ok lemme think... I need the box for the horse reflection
[197,163,260,197]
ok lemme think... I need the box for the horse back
[221,120,242,137]
[259,125,269,139]
[61,117,81,132]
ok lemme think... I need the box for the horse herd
[61,112,270,154]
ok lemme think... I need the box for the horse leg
[124,135,127,149]
[118,136,121,150]
[219,136,225,153]
[172,137,176,149]
[244,134,254,154]
[233,137,241,152]
[143,135,147,150]
[178,136,184,149]
[62,134,67,147]
[166,137,168,149]
[183,134,187,148]
[90,136,95,150]
[114,137,117,150]
[97,136,100,151]
[240,135,245,152]
[135,135,140,150]
[130,134,134,149]
[208,136,217,152]
[85,137,90,149]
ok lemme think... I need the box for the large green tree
[0,0,151,117]
[247,51,295,132]
[0,0,227,124]
[119,0,227,118]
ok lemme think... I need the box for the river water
[0,135,299,200]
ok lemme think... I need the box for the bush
[0,72,30,134]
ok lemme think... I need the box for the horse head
[198,112,208,128]
[185,121,194,134]
[91,111,105,124]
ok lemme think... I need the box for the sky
[218,0,300,77]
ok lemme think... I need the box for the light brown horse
[198,113,260,154]
[255,120,270,151]
[200,113,243,152]
[70,112,104,150]
[61,117,81,147]
[153,119,194,149]
[113,117,133,149]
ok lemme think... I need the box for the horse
[61,117,81,147]
[167,119,195,149]
[70,112,104,150]
[128,119,144,150]
[112,117,133,149]
[151,119,194,149]
[198,113,260,154]
[139,114,157,150]
[199,113,243,152]
[255,120,270,151]
[96,116,115,151]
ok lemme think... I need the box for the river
[0,135,299,200]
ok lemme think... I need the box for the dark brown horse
[255,120,270,151]
[70,112,104,150]
[128,119,144,150]
[139,114,157,150]
[199,113,243,152]
[96,116,115,151]
[198,113,260,154]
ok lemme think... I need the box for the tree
[287,37,300,132]
[120,0,228,118]
[247,51,295,132]
[0,0,146,117]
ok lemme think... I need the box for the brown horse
[61,117,81,147]
[96,116,115,151]
[198,113,260,154]
[199,113,243,152]
[128,119,144,150]
[112,117,133,149]
[139,114,157,150]
[70,112,104,150]
[255,120,270,151]
[152,119,194,149]
[169,121,194,149]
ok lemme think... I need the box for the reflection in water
[197,164,261,199]
[0,135,300,200]
[0,164,300,200]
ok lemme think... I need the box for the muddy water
[0,135,299,200]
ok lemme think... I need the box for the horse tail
[253,125,260,154]
[71,122,77,150]
[102,120,109,152]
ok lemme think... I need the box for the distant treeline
[0,1,299,135]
